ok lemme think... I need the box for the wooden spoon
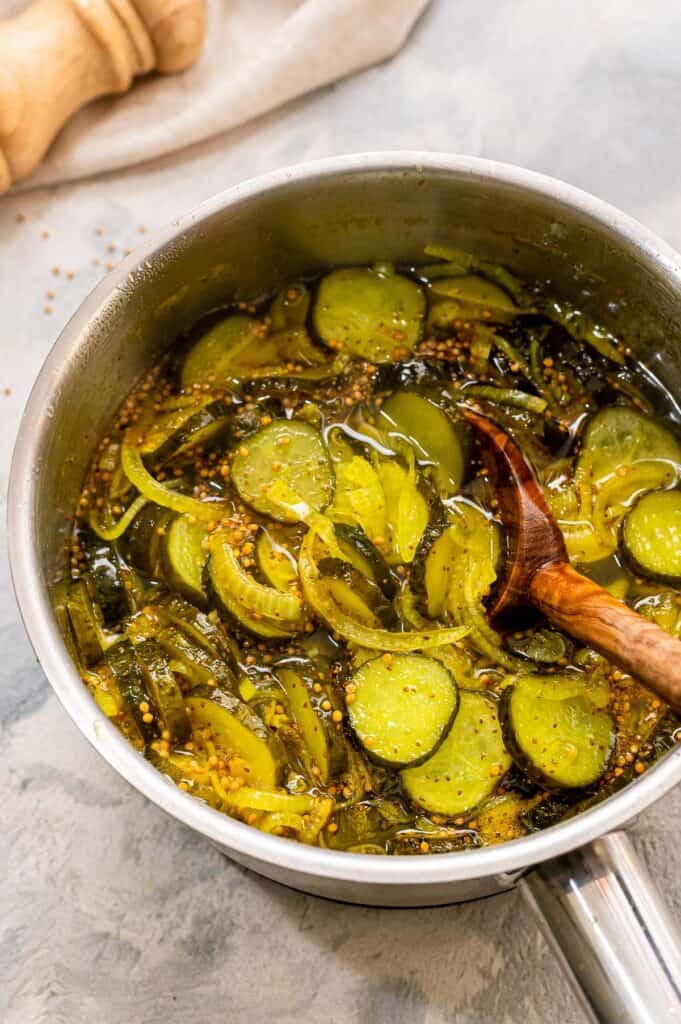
[463,406,681,712]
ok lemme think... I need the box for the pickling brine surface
[55,250,681,855]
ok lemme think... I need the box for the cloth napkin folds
[2,0,430,189]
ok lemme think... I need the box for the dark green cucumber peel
[65,580,106,666]
[139,398,231,464]
[347,654,459,768]
[501,676,616,791]
[621,489,681,583]
[105,640,155,743]
[401,691,511,817]
[333,522,398,598]
[135,638,191,743]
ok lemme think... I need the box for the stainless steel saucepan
[9,154,681,1024]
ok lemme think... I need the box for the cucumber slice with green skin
[231,420,333,521]
[80,528,129,625]
[154,623,237,689]
[347,654,458,768]
[138,397,230,463]
[181,314,263,389]
[191,684,278,745]
[401,691,511,817]
[105,640,155,743]
[186,692,282,788]
[502,675,615,790]
[376,392,465,498]
[255,528,298,591]
[164,514,209,607]
[135,638,191,743]
[428,274,517,324]
[333,523,398,598]
[317,558,395,627]
[314,267,426,363]
[621,489,681,583]
[65,580,106,666]
[124,502,173,576]
[507,627,568,665]
[278,667,345,783]
[153,594,240,669]
[580,406,681,485]
[429,273,517,309]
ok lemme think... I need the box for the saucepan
[9,153,681,1024]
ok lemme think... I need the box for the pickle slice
[622,489,681,583]
[231,420,333,521]
[401,691,510,816]
[164,514,208,607]
[347,654,458,768]
[502,675,615,790]
[377,391,464,498]
[314,266,425,363]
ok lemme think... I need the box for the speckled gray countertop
[3,2,681,1021]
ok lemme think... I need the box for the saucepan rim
[9,151,681,887]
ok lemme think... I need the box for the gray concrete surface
[3,1,681,1021]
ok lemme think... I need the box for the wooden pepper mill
[0,0,206,192]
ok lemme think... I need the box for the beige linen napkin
[3,0,430,189]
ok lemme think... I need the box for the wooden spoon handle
[530,562,681,711]
[0,0,205,192]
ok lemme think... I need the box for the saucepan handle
[519,831,681,1024]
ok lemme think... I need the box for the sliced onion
[298,531,469,652]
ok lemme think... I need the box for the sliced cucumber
[154,593,240,671]
[502,675,615,790]
[124,502,174,577]
[347,654,458,768]
[135,638,190,743]
[255,528,298,591]
[333,523,398,597]
[621,489,681,583]
[181,314,263,388]
[155,623,236,689]
[164,514,208,606]
[428,274,517,329]
[401,691,511,817]
[65,580,106,666]
[186,692,281,788]
[80,529,129,625]
[138,397,230,463]
[323,576,382,627]
[580,406,681,486]
[314,266,426,363]
[278,667,345,783]
[105,640,155,743]
[231,420,333,521]
[507,628,568,665]
[376,392,464,498]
